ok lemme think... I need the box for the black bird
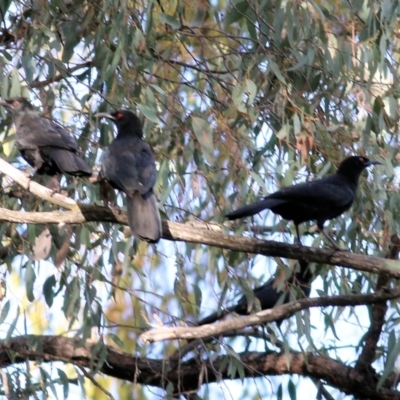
[0,97,92,177]
[96,110,162,243]
[197,260,312,326]
[226,156,381,247]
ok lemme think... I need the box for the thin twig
[77,366,116,400]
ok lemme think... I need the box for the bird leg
[321,229,342,250]
[295,225,303,246]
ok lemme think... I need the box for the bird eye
[117,113,123,119]
[12,100,20,106]
[359,156,365,163]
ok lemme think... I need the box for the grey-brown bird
[0,97,92,177]
[96,110,162,243]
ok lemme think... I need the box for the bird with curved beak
[95,110,162,243]
[0,97,92,177]
[226,156,382,249]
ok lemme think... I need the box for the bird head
[337,156,381,176]
[0,97,33,114]
[95,110,143,137]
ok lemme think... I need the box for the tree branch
[0,206,399,278]
[1,156,400,280]
[0,335,398,399]
[27,61,94,89]
[0,158,78,210]
[355,234,400,372]
[140,288,400,343]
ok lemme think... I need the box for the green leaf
[0,300,10,325]
[245,79,257,105]
[57,368,69,399]
[21,56,35,83]
[224,1,248,27]
[192,116,214,164]
[150,84,166,95]
[249,170,267,192]
[191,283,202,313]
[137,104,160,124]
[269,60,286,83]
[232,84,246,112]
[133,29,146,51]
[288,379,297,399]
[25,261,36,302]
[63,277,80,320]
[40,368,58,399]
[276,124,290,140]
[0,0,12,15]
[277,383,283,400]
[6,307,19,340]
[293,114,301,136]
[317,161,332,178]
[159,13,181,29]
[108,333,124,348]
[378,337,400,389]
[43,275,56,307]
[10,69,20,98]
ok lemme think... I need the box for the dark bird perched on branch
[0,97,92,177]
[226,156,381,248]
[197,260,312,326]
[96,110,161,243]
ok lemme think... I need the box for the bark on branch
[0,158,78,210]
[0,335,398,399]
[0,206,399,279]
[355,234,400,373]
[1,157,400,279]
[140,287,400,343]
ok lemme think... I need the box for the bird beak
[94,112,116,120]
[366,160,382,166]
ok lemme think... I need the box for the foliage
[0,0,399,399]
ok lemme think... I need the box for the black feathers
[97,110,162,243]
[197,260,312,326]
[0,97,92,177]
[226,156,381,246]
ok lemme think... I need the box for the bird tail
[126,192,162,243]
[225,198,276,220]
[43,148,92,177]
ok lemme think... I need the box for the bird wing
[268,175,355,208]
[16,113,78,151]
[101,139,156,197]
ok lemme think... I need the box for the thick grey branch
[1,156,400,280]
[0,335,398,399]
[0,206,399,280]
[0,158,78,210]
[356,234,400,372]
[140,288,400,343]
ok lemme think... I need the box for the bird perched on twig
[197,260,312,326]
[0,97,92,177]
[95,109,162,243]
[226,156,381,248]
